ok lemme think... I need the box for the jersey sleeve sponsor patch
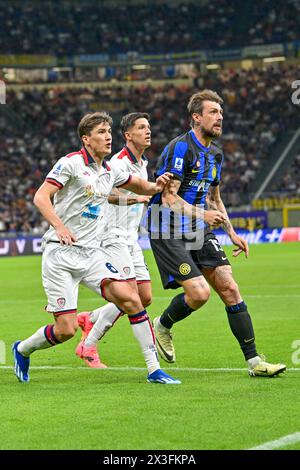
[46,156,74,188]
[169,141,188,180]
[174,157,183,170]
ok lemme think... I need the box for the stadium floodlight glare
[263,56,286,63]
[206,64,220,70]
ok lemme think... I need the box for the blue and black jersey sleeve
[211,151,223,187]
[155,140,190,182]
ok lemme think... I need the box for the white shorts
[100,239,150,283]
[42,243,122,315]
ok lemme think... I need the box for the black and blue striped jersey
[147,129,224,236]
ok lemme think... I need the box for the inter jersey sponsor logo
[188,179,210,192]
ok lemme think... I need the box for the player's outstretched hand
[204,210,226,227]
[56,224,77,246]
[154,172,173,192]
[231,233,249,258]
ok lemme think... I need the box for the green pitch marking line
[248,432,300,450]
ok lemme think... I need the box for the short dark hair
[187,90,223,127]
[120,112,150,139]
[77,112,113,141]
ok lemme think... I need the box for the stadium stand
[0,0,299,55]
[1,0,300,233]
[272,153,300,195]
[1,64,300,233]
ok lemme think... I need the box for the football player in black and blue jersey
[148,89,286,377]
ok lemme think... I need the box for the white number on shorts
[209,239,222,252]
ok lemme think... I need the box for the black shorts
[150,232,230,289]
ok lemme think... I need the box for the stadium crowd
[1,65,300,233]
[272,153,300,195]
[0,0,299,56]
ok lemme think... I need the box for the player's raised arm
[207,185,249,258]
[34,182,77,245]
[108,188,150,206]
[122,172,173,195]
[162,178,226,226]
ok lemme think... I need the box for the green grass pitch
[0,242,299,450]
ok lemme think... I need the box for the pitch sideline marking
[248,431,300,450]
[1,365,246,371]
[1,365,299,371]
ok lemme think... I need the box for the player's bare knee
[54,326,77,342]
[193,287,210,304]
[120,292,143,314]
[54,318,78,341]
[186,284,210,308]
[137,283,152,308]
[141,294,152,308]
[58,332,74,342]
[220,281,240,302]
[106,280,145,314]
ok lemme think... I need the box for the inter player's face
[196,100,223,138]
[83,122,112,157]
[125,118,151,151]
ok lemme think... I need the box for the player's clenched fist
[204,209,226,227]
[154,172,173,192]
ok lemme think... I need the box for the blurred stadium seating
[1,0,300,234]
[1,0,299,55]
